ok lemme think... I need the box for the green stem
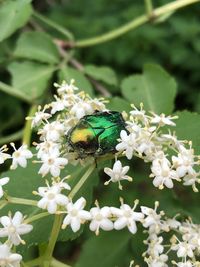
[42,164,95,266]
[23,105,37,146]
[43,215,63,267]
[0,129,23,146]
[25,212,50,224]
[0,81,32,103]
[68,164,96,199]
[26,257,43,267]
[145,0,153,17]
[33,11,74,41]
[6,196,38,206]
[75,0,200,47]
[51,258,71,267]
[75,15,146,47]
[0,201,7,210]
[26,257,70,267]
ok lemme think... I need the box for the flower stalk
[23,105,37,146]
[43,214,63,267]
[75,0,199,47]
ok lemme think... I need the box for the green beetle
[67,110,127,158]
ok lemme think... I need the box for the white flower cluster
[30,79,107,177]
[142,202,200,267]
[116,104,200,191]
[34,179,200,266]
[28,80,200,191]
[0,211,33,266]
[35,179,144,235]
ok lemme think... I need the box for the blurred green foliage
[0,0,200,266]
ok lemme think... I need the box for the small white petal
[0,228,9,237]
[74,197,86,210]
[12,211,23,226]
[0,216,10,227]
[0,177,10,186]
[55,194,69,206]
[128,221,137,234]
[50,166,61,177]
[47,202,57,214]
[100,219,113,231]
[79,210,91,220]
[101,207,111,217]
[37,198,48,209]
[114,217,127,230]
[17,224,33,235]
[89,220,98,232]
[71,217,81,232]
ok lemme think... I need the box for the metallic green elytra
[67,111,127,158]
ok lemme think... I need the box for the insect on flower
[67,110,128,158]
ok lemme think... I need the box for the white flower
[0,244,22,267]
[0,177,9,199]
[10,143,33,170]
[0,211,33,245]
[146,235,164,257]
[35,141,61,159]
[51,95,69,114]
[151,113,177,126]
[29,105,51,128]
[150,157,179,189]
[52,177,71,191]
[54,79,79,95]
[116,130,137,160]
[0,145,11,164]
[141,202,164,234]
[134,128,156,158]
[160,132,183,149]
[39,121,65,142]
[70,100,93,119]
[130,103,148,124]
[104,160,132,189]
[37,182,69,214]
[38,149,68,177]
[111,200,144,234]
[89,205,113,235]
[183,168,200,192]
[172,145,195,178]
[172,240,195,258]
[162,217,181,231]
[62,197,91,232]
[146,254,168,267]
[89,98,106,111]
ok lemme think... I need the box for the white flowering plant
[0,76,200,267]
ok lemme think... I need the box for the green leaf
[59,66,94,96]
[0,0,32,42]
[175,111,200,154]
[84,65,118,86]
[75,230,132,267]
[106,96,131,113]
[15,31,60,64]
[7,61,55,100]
[121,64,177,114]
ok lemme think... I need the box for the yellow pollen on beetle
[71,128,93,143]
